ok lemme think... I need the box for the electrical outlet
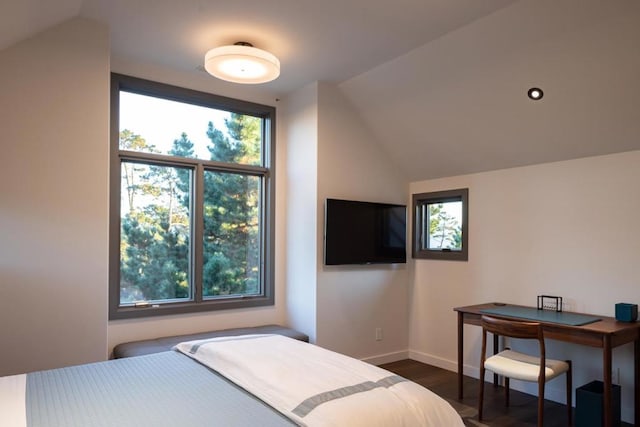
[375,328,383,341]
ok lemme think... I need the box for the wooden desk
[454,303,640,427]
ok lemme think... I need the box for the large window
[412,188,468,261]
[109,74,275,319]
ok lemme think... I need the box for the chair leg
[504,377,510,406]
[538,381,545,427]
[479,365,485,421]
[566,361,573,426]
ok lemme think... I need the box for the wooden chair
[478,315,572,427]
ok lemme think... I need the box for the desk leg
[635,338,640,427]
[458,311,464,399]
[493,334,499,386]
[603,335,612,427]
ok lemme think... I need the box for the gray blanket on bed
[25,351,295,427]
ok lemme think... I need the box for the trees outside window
[110,74,275,319]
[412,188,468,261]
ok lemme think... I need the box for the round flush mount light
[527,87,544,100]
[204,42,280,84]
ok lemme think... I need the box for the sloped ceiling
[340,0,640,181]
[1,0,516,96]
[2,0,639,182]
[0,0,83,51]
[79,0,518,96]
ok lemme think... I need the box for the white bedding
[175,334,464,427]
[0,373,27,427]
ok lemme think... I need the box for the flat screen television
[324,198,407,265]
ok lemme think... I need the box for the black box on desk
[615,303,637,322]
[575,380,621,427]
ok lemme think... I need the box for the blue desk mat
[480,305,601,326]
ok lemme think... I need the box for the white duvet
[0,373,27,427]
[175,334,464,427]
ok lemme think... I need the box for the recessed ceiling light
[204,42,280,84]
[527,87,544,100]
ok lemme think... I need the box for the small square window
[412,188,468,261]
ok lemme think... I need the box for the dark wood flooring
[380,359,631,427]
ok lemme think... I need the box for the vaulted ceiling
[2,0,639,181]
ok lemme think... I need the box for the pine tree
[202,115,261,296]
[119,113,263,302]
[119,130,191,302]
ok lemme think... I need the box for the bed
[1,335,464,427]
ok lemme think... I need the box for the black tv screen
[324,198,407,265]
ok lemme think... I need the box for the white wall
[409,150,640,422]
[316,83,410,362]
[280,82,411,360]
[282,82,319,342]
[0,18,110,375]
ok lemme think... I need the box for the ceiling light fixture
[527,87,544,100]
[204,42,280,84]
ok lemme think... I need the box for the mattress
[2,337,464,427]
[4,351,294,427]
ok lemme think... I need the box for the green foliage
[427,203,462,250]
[119,113,262,303]
[202,113,261,296]
[120,209,189,301]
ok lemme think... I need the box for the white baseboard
[360,350,409,365]
[408,349,461,373]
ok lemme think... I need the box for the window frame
[109,73,276,320]
[412,188,468,261]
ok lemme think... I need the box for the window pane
[111,74,276,319]
[119,161,192,304]
[119,91,262,166]
[425,201,463,250]
[203,171,261,298]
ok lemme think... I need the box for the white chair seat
[478,316,572,427]
[485,349,570,382]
